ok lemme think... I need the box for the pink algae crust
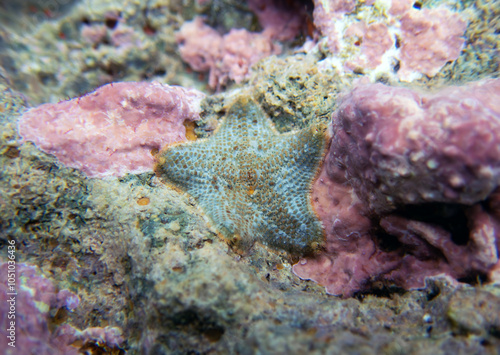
[0,262,123,354]
[176,17,281,89]
[294,79,500,297]
[331,79,500,210]
[177,0,309,89]
[389,0,414,16]
[312,0,357,53]
[399,8,467,80]
[344,22,394,70]
[18,82,205,178]
[313,0,467,80]
[247,0,308,41]
[0,262,81,354]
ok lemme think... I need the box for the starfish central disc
[155,96,327,255]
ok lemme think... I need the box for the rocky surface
[1,0,499,354]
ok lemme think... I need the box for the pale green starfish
[155,96,328,255]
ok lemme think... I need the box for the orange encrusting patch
[137,197,150,206]
[184,120,198,141]
[150,148,159,157]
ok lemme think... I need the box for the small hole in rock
[105,18,118,29]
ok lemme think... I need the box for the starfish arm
[156,141,219,191]
[275,124,328,188]
[247,124,327,253]
[215,97,277,142]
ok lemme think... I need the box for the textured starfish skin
[155,96,328,255]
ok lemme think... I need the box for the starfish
[155,96,328,255]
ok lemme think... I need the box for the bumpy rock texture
[1,0,500,353]
[250,52,346,132]
[175,0,311,90]
[3,83,500,351]
[0,0,208,104]
[156,96,328,255]
[398,7,467,80]
[247,0,308,41]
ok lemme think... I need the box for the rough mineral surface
[344,22,394,71]
[2,78,500,353]
[18,82,205,178]
[0,0,207,104]
[155,96,328,255]
[312,0,357,53]
[250,52,346,133]
[0,262,78,355]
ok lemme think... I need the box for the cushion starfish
[155,96,328,255]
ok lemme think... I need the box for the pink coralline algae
[331,79,500,211]
[176,17,281,89]
[312,0,357,53]
[81,24,108,45]
[294,79,500,297]
[344,22,394,70]
[399,8,467,80]
[0,262,124,354]
[18,82,205,178]
[313,0,357,22]
[247,0,307,41]
[0,262,81,355]
[313,0,467,81]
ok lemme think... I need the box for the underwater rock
[312,0,357,53]
[17,81,204,178]
[54,324,124,352]
[343,22,394,71]
[312,0,467,81]
[176,17,281,89]
[249,53,344,133]
[0,0,203,104]
[331,79,500,211]
[2,0,500,353]
[247,0,308,41]
[0,262,106,355]
[446,287,500,337]
[398,7,467,81]
[295,79,500,297]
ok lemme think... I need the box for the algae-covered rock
[3,79,500,353]
[447,288,500,337]
[250,52,347,133]
[1,0,500,354]
[0,0,204,105]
